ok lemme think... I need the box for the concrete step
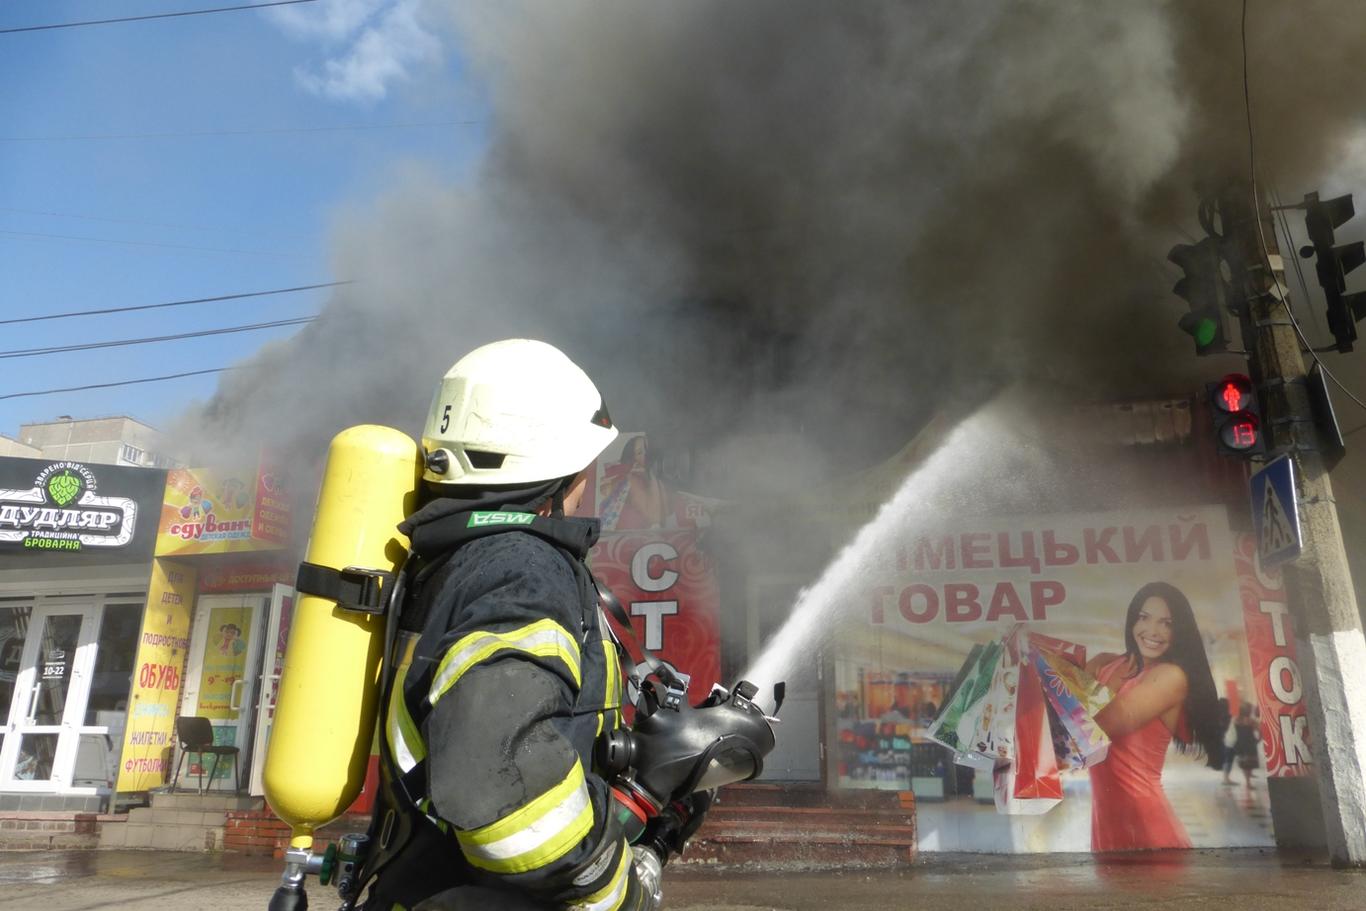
[121,820,219,852]
[148,792,262,812]
[129,808,227,828]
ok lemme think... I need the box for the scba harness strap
[594,585,691,713]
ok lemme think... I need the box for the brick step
[716,783,908,811]
[224,811,371,856]
[708,806,914,827]
[0,831,100,851]
[678,836,913,870]
[700,819,917,840]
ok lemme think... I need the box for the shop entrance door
[249,584,293,796]
[0,601,99,791]
[750,578,822,782]
[180,594,267,791]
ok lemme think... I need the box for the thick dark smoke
[175,1,1366,485]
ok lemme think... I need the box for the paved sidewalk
[0,849,1360,910]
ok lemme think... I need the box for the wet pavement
[0,848,1360,910]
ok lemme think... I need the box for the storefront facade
[0,456,166,811]
[718,403,1325,853]
[115,460,295,801]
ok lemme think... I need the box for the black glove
[642,789,714,862]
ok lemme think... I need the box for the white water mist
[743,409,1000,692]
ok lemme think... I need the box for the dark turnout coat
[360,509,644,911]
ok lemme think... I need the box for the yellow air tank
[263,425,421,853]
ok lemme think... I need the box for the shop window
[0,604,31,763]
[14,733,58,781]
[33,614,81,725]
[85,603,142,727]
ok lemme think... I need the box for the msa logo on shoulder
[468,511,536,528]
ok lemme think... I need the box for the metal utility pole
[1220,183,1366,866]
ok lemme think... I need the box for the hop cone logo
[47,471,82,507]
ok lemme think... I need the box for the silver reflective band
[429,620,582,703]
[463,777,591,863]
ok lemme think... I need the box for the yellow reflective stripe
[569,840,631,911]
[385,665,426,772]
[430,619,582,704]
[602,638,620,707]
[456,760,594,874]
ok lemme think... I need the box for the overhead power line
[0,0,316,35]
[0,316,316,360]
[0,120,483,143]
[1240,0,1366,418]
[0,367,235,402]
[0,228,303,258]
[0,281,348,326]
[0,205,296,238]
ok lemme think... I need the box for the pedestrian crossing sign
[1250,455,1301,566]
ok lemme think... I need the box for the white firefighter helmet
[421,339,618,486]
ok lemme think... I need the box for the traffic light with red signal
[1208,374,1266,457]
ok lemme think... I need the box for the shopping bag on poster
[1045,700,1090,771]
[1025,630,1087,667]
[1029,644,1113,768]
[927,640,1000,756]
[995,658,1063,814]
[966,634,1020,767]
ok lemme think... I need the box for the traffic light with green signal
[1169,237,1232,356]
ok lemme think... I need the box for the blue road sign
[1250,455,1301,566]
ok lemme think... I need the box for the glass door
[180,594,267,791]
[0,602,99,791]
[249,584,293,796]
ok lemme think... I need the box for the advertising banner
[196,606,255,720]
[0,456,164,566]
[835,506,1284,852]
[591,530,722,695]
[198,558,294,595]
[116,559,196,792]
[1235,534,1311,778]
[574,432,723,691]
[156,461,291,557]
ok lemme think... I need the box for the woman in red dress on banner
[1085,582,1223,851]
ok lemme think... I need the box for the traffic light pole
[1221,184,1366,866]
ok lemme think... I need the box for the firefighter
[359,339,696,911]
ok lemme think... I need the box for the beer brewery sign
[0,461,138,552]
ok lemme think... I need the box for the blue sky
[0,0,486,438]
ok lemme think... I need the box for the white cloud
[268,0,441,103]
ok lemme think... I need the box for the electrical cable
[0,120,482,143]
[1240,0,1366,418]
[0,367,235,402]
[0,281,347,326]
[0,316,315,360]
[1271,185,1328,339]
[0,228,303,258]
[0,0,315,35]
[0,205,285,239]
